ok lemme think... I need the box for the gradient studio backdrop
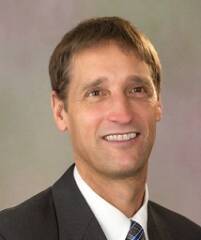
[0,0,201,225]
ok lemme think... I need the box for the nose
[106,94,133,124]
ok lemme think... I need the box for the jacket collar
[148,201,174,240]
[51,164,174,240]
[51,164,107,240]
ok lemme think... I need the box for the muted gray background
[0,0,201,225]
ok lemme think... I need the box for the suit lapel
[51,164,107,240]
[82,218,108,240]
[148,201,174,240]
[53,165,177,240]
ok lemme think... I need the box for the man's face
[55,42,161,180]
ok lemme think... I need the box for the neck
[76,164,147,218]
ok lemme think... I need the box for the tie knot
[125,220,146,240]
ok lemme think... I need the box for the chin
[102,161,147,179]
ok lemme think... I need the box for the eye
[128,86,147,97]
[86,88,108,97]
[88,89,102,97]
[133,87,144,93]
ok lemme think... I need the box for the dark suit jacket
[0,164,200,240]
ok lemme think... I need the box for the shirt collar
[74,166,149,240]
[131,184,149,240]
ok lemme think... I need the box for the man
[0,16,200,240]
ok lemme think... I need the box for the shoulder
[0,188,58,240]
[148,201,201,239]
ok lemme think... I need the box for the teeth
[105,132,137,142]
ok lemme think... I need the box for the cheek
[149,100,162,122]
[138,105,158,133]
[71,107,103,135]
[146,112,158,139]
[83,108,100,120]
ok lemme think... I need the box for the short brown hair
[49,16,161,101]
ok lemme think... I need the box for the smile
[103,132,139,142]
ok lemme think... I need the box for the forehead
[69,42,152,87]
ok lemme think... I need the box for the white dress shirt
[74,166,149,240]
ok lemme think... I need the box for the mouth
[103,132,140,142]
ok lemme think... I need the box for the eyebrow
[81,77,107,92]
[80,75,153,93]
[126,75,153,87]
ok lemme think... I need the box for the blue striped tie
[125,220,146,240]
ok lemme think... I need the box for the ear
[155,98,162,122]
[51,91,69,132]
